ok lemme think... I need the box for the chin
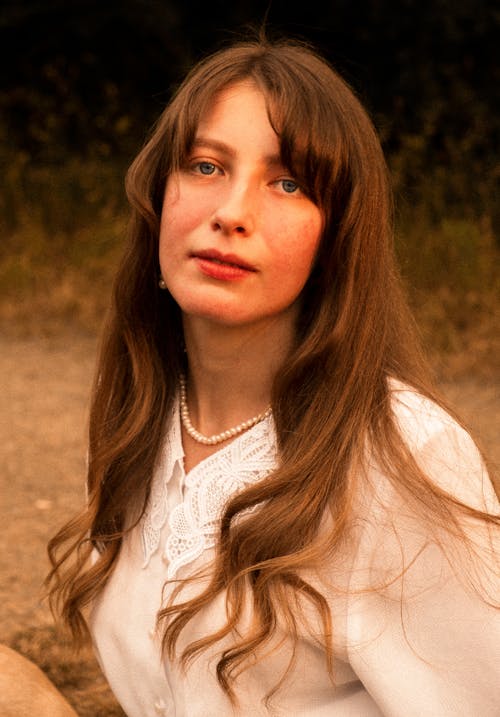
[184,310,255,327]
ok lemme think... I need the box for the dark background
[2,0,498,207]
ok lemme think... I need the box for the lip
[191,248,256,271]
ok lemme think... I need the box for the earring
[158,277,167,289]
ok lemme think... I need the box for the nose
[210,181,255,237]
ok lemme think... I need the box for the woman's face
[159,80,323,333]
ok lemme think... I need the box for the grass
[396,213,500,380]
[1,155,127,335]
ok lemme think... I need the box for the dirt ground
[1,331,499,715]
[1,333,126,715]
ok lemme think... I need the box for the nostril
[211,215,250,235]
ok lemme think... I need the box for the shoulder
[386,378,498,511]
[388,377,457,451]
[348,379,499,599]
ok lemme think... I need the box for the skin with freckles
[159,81,324,337]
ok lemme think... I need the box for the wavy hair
[47,35,499,703]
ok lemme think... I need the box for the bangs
[264,92,337,210]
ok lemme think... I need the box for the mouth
[191,249,256,272]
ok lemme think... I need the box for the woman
[47,36,499,716]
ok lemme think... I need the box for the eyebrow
[192,136,283,168]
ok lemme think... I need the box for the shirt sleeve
[346,418,500,717]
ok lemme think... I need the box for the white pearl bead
[178,373,271,446]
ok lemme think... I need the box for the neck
[181,315,296,435]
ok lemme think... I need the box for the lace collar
[141,399,278,578]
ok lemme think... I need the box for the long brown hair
[47,35,499,701]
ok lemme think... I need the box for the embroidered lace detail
[141,430,176,568]
[165,416,277,578]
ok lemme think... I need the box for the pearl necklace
[179,374,272,446]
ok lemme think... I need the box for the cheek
[160,185,212,248]
[267,213,322,278]
[160,202,195,245]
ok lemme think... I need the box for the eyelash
[189,160,301,195]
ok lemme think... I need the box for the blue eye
[280,179,299,193]
[198,161,216,175]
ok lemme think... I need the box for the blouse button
[154,697,168,714]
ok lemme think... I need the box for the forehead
[197,80,267,127]
[193,80,281,155]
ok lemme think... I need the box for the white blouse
[89,382,500,716]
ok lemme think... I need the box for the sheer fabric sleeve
[346,417,500,716]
